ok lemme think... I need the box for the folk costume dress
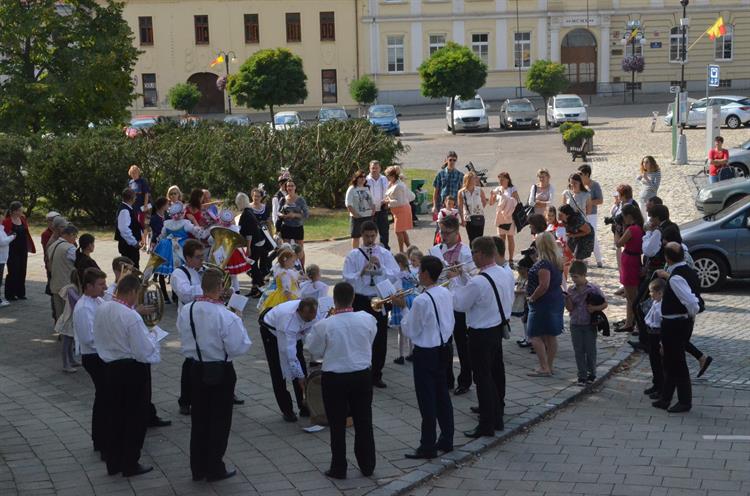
[259,266,300,311]
[154,203,200,276]
[215,210,252,276]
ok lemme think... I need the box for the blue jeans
[708,174,719,184]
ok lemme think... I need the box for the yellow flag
[628,28,638,41]
[706,17,726,41]
[209,55,225,68]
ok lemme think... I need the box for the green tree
[0,0,139,134]
[418,42,487,135]
[525,60,569,128]
[227,48,308,128]
[349,76,378,116]
[167,83,202,115]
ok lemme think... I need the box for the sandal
[527,370,552,377]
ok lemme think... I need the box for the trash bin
[411,179,427,215]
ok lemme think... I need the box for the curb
[367,343,637,496]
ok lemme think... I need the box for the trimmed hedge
[6,120,405,224]
[561,123,595,144]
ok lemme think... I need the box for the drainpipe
[354,0,360,79]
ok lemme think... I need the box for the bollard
[676,134,688,165]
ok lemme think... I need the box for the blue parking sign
[708,65,720,88]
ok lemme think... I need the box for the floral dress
[154,219,196,275]
[259,267,300,310]
[389,271,417,326]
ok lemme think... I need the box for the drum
[305,367,327,426]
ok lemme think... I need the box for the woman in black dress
[236,192,269,298]
[74,233,100,284]
[3,202,36,300]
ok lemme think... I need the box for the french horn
[121,251,166,327]
[206,226,248,293]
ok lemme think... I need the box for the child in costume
[391,253,417,365]
[213,209,252,293]
[153,202,202,276]
[259,248,299,310]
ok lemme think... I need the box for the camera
[603,216,615,226]
[604,213,623,226]
[520,246,536,257]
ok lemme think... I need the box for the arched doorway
[561,29,597,95]
[187,72,225,114]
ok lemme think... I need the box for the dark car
[499,98,540,129]
[318,107,350,123]
[681,196,750,291]
[366,104,401,136]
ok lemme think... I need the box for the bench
[570,138,589,162]
[465,161,488,186]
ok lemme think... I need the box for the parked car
[682,196,750,291]
[724,138,750,178]
[317,107,350,123]
[546,94,588,126]
[663,96,750,129]
[124,115,167,137]
[446,95,490,132]
[366,104,401,136]
[696,177,750,215]
[224,115,251,126]
[499,98,540,129]
[273,111,304,130]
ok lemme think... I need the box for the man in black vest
[115,188,143,269]
[652,242,701,413]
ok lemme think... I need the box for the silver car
[696,177,750,215]
[446,95,490,132]
[499,98,540,130]
[663,95,750,129]
[724,138,750,177]
[682,196,750,290]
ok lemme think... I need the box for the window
[715,25,733,60]
[669,26,688,63]
[719,79,732,88]
[142,74,157,107]
[514,31,531,68]
[194,15,209,45]
[286,13,301,42]
[320,12,335,41]
[321,70,337,103]
[138,17,153,45]
[471,33,489,65]
[387,35,404,72]
[244,14,259,43]
[429,34,446,56]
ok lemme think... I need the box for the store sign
[560,16,599,27]
[650,42,662,49]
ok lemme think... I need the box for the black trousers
[249,244,271,287]
[146,365,159,422]
[259,325,307,415]
[468,326,506,434]
[452,312,472,389]
[353,294,388,383]
[413,346,454,452]
[373,209,390,251]
[661,318,693,407]
[105,360,149,474]
[179,358,194,408]
[322,369,375,477]
[82,353,108,452]
[118,241,140,269]
[465,218,485,244]
[4,249,27,298]
[647,333,663,390]
[190,362,236,478]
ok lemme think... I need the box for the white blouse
[385,180,410,207]
[460,188,484,220]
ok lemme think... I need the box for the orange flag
[209,54,225,68]
[706,17,727,41]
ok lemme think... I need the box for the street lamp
[680,0,689,92]
[515,0,523,98]
[622,20,645,104]
[216,50,237,114]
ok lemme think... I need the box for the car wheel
[725,193,747,209]
[726,115,742,129]
[730,162,749,178]
[692,252,727,292]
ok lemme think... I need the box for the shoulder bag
[513,185,536,232]
[189,302,227,386]
[480,272,511,339]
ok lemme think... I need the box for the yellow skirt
[260,276,300,310]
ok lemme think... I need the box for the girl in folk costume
[391,253,417,365]
[214,209,252,293]
[259,248,300,310]
[433,196,460,245]
[153,202,202,276]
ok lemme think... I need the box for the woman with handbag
[528,169,556,216]
[457,172,487,243]
[562,173,592,217]
[384,166,415,253]
[490,172,521,268]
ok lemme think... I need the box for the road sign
[670,86,680,93]
[708,65,720,88]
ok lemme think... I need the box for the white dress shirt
[645,300,662,329]
[263,300,320,379]
[117,203,138,246]
[177,300,252,362]
[342,244,400,297]
[366,174,389,212]
[642,228,662,258]
[428,242,475,292]
[306,311,377,373]
[171,265,203,312]
[665,262,701,318]
[401,286,455,348]
[453,265,515,329]
[93,300,160,364]
[103,283,116,302]
[299,280,329,299]
[72,295,103,355]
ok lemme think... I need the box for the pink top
[493,190,517,226]
[624,225,644,255]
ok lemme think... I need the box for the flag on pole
[209,54,225,67]
[706,17,726,41]
[628,28,638,41]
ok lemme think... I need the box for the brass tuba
[122,251,166,327]
[206,226,247,292]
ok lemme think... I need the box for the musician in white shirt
[103,256,134,302]
[393,256,455,459]
[428,215,474,395]
[259,298,319,422]
[72,267,107,455]
[306,282,378,480]
[366,160,391,251]
[177,269,252,482]
[451,237,514,438]
[342,221,399,388]
[93,274,160,477]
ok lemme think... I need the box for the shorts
[280,224,304,241]
[350,216,370,238]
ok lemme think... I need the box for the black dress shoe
[697,356,713,378]
[393,356,405,365]
[454,386,470,395]
[404,450,437,460]
[179,405,191,416]
[283,412,298,422]
[17,296,27,300]
[207,468,237,482]
[667,403,691,413]
[122,464,153,477]
[233,396,245,405]
[373,380,387,389]
[463,426,493,439]
[149,417,172,427]
[107,466,121,476]
[435,444,453,453]
[649,391,662,400]
[299,406,310,418]
[643,385,659,395]
[405,354,414,362]
[652,400,670,410]
[325,469,346,480]
[495,421,504,431]
[628,340,646,351]
[192,473,205,481]
[470,406,480,414]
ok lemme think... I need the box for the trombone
[370,279,455,312]
[437,261,478,283]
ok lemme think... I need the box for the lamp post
[680,0,688,92]
[515,0,523,97]
[217,50,237,114]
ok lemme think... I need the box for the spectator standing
[636,156,661,218]
[3,201,36,301]
[528,169,555,216]
[558,205,595,263]
[127,165,151,228]
[432,151,464,216]
[0,219,17,307]
[74,234,100,283]
[345,171,375,249]
[615,204,645,334]
[490,172,521,267]
[272,172,291,234]
[185,188,204,228]
[115,188,143,268]
[278,180,309,265]
[148,198,170,303]
[707,136,729,184]
[562,173,592,217]
[384,166,414,253]
[237,193,270,298]
[166,185,183,210]
[366,160,391,251]
[577,165,604,268]
[456,171,487,243]
[49,224,79,320]
[249,188,273,277]
[41,211,61,269]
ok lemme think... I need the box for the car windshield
[275,115,298,125]
[455,98,483,110]
[707,195,750,221]
[319,109,347,120]
[369,106,395,118]
[508,102,535,112]
[130,119,155,129]
[225,116,248,124]
[556,98,583,108]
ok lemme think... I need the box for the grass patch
[402,167,436,198]
[304,208,351,241]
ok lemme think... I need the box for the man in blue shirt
[128,165,151,228]
[432,151,464,215]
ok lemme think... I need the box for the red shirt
[708,148,729,176]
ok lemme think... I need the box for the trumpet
[370,287,418,312]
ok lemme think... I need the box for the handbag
[189,302,227,386]
[463,192,486,228]
[425,291,453,369]
[512,185,535,232]
[480,273,511,339]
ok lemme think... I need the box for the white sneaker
[0,300,9,307]
[62,367,77,373]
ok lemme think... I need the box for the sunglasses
[448,158,457,162]
[440,229,457,235]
